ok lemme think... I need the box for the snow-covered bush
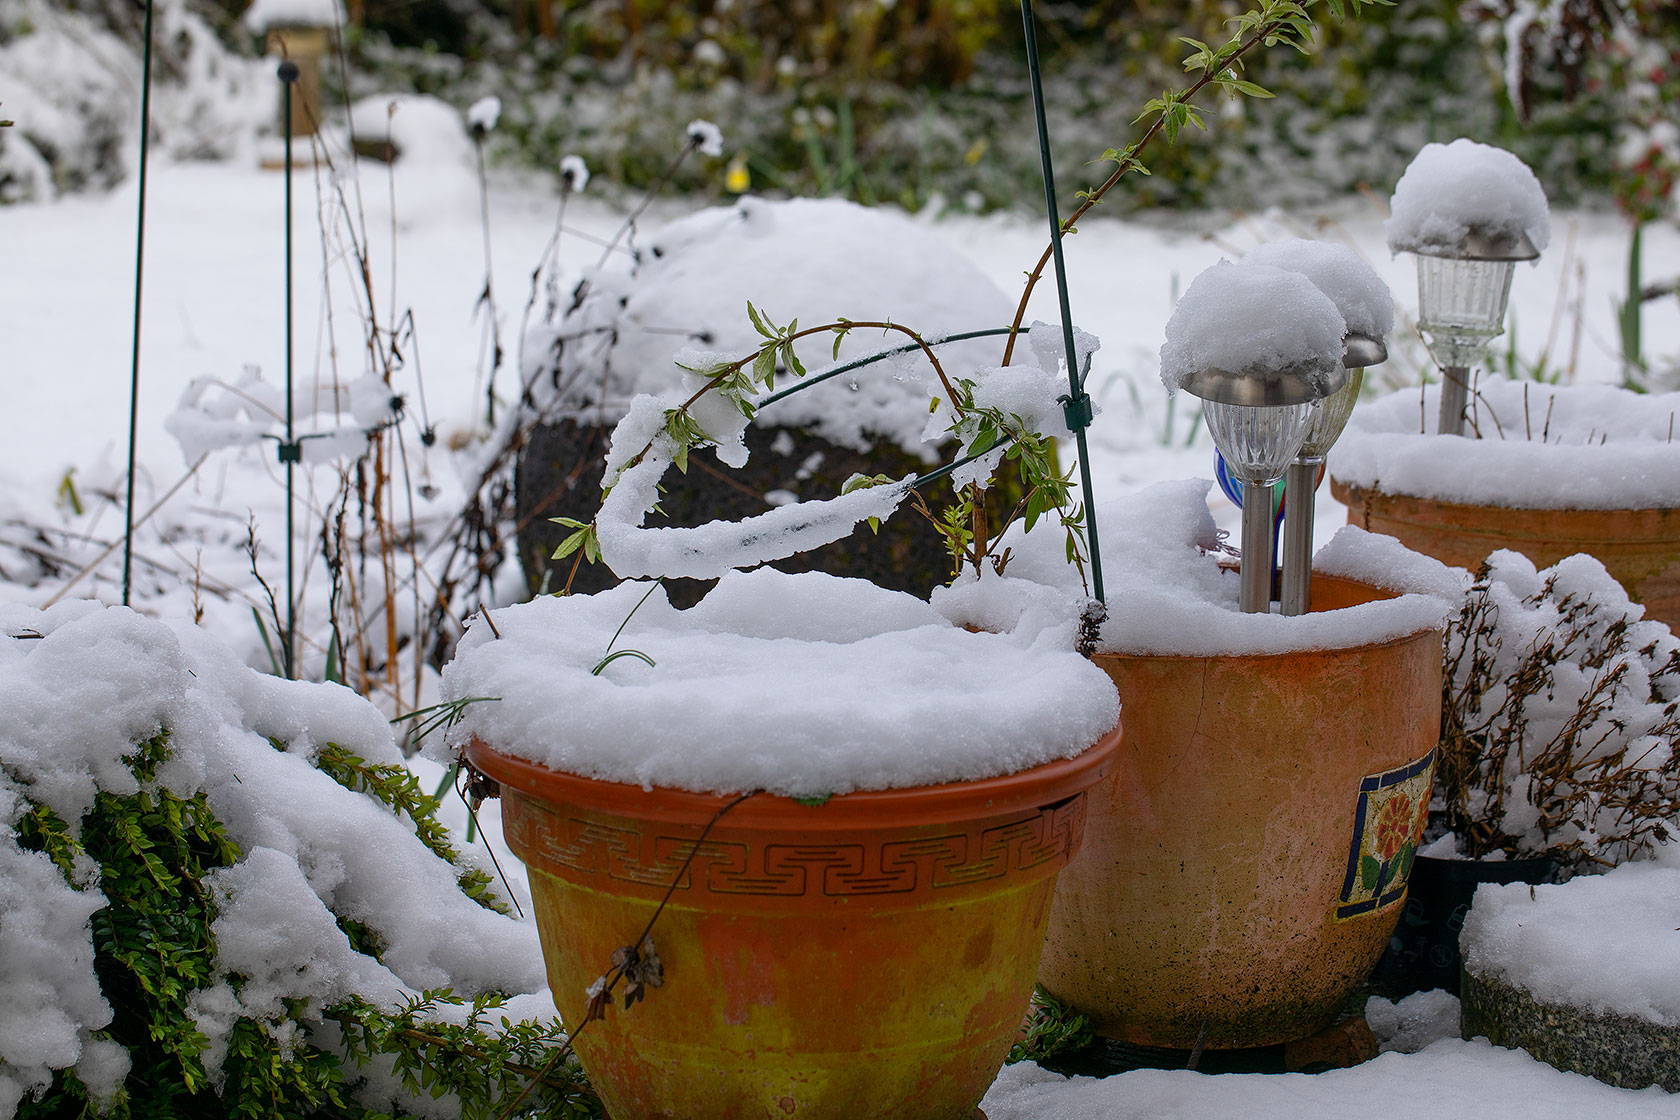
[1438,550,1680,872]
[0,602,593,1119]
[0,0,269,203]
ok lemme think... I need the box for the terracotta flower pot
[1332,478,1680,632]
[467,728,1121,1120]
[1037,574,1443,1050]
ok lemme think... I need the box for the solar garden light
[1408,230,1537,436]
[1239,240,1396,617]
[1162,263,1348,614]
[1280,336,1384,616]
[1387,140,1551,438]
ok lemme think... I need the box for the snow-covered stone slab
[1460,857,1680,1091]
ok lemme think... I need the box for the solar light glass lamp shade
[1416,254,1517,368]
[1203,399,1314,485]
[1297,366,1364,463]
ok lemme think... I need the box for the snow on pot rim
[438,568,1120,800]
[1461,852,1680,1027]
[932,478,1462,659]
[1333,379,1680,510]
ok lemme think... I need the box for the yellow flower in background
[726,156,750,194]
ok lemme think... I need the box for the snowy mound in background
[439,567,1119,798]
[1333,379,1680,508]
[1158,261,1347,396]
[244,0,346,32]
[935,479,1460,658]
[0,0,269,203]
[1387,139,1551,256]
[345,93,480,220]
[1462,850,1680,1027]
[1241,239,1394,341]
[0,602,547,1115]
[527,197,1015,455]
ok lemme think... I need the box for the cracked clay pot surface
[1038,574,1443,1050]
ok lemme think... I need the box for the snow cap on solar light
[1160,261,1349,410]
[1387,139,1549,261]
[1242,239,1394,346]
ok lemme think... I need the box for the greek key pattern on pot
[506,792,1086,898]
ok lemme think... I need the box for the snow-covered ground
[3,147,1679,1117]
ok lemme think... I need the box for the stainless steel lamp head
[1182,355,1344,484]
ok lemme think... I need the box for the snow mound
[1462,857,1680,1027]
[1332,379,1680,509]
[439,568,1119,798]
[527,197,1014,456]
[1387,139,1551,257]
[0,602,546,1111]
[1241,239,1394,341]
[935,479,1456,658]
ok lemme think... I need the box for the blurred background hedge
[49,0,1680,215]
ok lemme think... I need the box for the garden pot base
[1041,1013,1378,1077]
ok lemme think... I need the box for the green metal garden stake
[1020,0,1104,604]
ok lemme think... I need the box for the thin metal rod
[1438,365,1470,436]
[1240,479,1274,614]
[752,326,1025,410]
[122,0,157,606]
[1021,0,1103,604]
[282,65,298,680]
[1280,459,1318,616]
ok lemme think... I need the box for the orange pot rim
[465,723,1121,831]
[1088,624,1441,667]
[1331,475,1678,518]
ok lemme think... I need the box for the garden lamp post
[1280,334,1385,616]
[1182,360,1343,613]
[1404,228,1539,436]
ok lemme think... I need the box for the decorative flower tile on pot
[1337,748,1436,919]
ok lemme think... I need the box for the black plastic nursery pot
[1372,853,1555,998]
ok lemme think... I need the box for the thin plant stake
[122,0,157,606]
[279,60,301,679]
[1020,0,1104,605]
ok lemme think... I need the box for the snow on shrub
[0,602,585,1119]
[1437,550,1680,870]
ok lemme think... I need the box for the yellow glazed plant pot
[1037,574,1442,1050]
[467,727,1120,1120]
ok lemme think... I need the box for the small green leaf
[1224,78,1275,99]
[550,527,591,560]
[592,648,656,675]
[782,340,807,378]
[792,793,833,807]
[1360,854,1381,892]
[753,345,777,384]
